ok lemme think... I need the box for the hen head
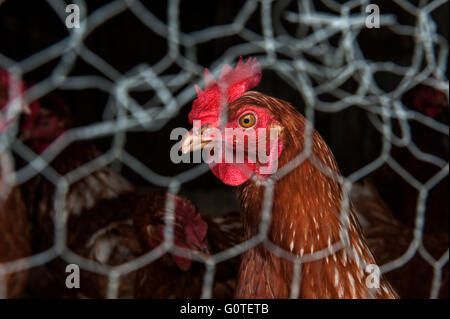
[402,80,448,118]
[20,93,72,153]
[133,191,209,271]
[180,57,284,186]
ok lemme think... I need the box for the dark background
[0,0,448,231]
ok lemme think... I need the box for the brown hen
[133,191,243,298]
[19,94,136,298]
[180,57,398,298]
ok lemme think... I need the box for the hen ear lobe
[268,123,284,138]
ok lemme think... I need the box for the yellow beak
[179,124,215,154]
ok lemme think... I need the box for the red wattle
[210,162,255,186]
[173,255,192,271]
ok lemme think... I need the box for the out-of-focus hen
[67,191,143,298]
[19,93,136,298]
[64,190,243,299]
[0,69,32,298]
[0,167,30,298]
[20,95,135,251]
[371,80,448,234]
[133,191,243,298]
[351,179,449,299]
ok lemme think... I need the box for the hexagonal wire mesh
[0,0,448,299]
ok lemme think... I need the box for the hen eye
[238,113,256,128]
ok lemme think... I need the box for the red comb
[188,57,262,125]
[170,194,208,247]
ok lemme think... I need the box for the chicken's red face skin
[20,94,72,153]
[195,105,283,186]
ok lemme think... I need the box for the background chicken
[370,81,448,235]
[0,69,32,298]
[133,191,243,298]
[18,94,244,298]
[18,93,136,298]
[181,57,398,298]
[351,179,449,299]
[68,190,243,299]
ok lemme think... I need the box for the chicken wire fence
[0,0,448,299]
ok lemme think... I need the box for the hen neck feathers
[235,99,397,298]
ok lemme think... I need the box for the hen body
[19,96,137,298]
[69,190,242,298]
[351,179,449,298]
[21,140,137,298]
[0,176,30,298]
[23,141,135,250]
